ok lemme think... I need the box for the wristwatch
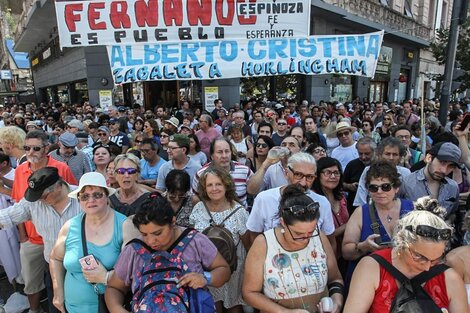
[203,271,212,286]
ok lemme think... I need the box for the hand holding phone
[379,241,393,247]
[79,255,99,270]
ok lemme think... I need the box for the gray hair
[200,114,213,127]
[114,153,141,172]
[287,152,316,168]
[356,136,377,151]
[393,197,452,251]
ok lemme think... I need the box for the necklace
[386,214,393,223]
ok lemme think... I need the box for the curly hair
[393,197,452,251]
[197,165,239,204]
[365,159,401,188]
[133,193,175,227]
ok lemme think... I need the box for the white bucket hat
[68,172,116,199]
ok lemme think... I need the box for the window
[404,0,413,18]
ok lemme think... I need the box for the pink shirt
[195,128,222,158]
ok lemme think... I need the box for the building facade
[12,0,452,108]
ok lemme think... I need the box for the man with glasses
[331,122,359,170]
[246,152,335,247]
[247,136,301,195]
[138,138,166,187]
[94,125,119,153]
[66,119,83,134]
[271,118,288,146]
[49,132,91,181]
[353,137,411,207]
[0,167,81,313]
[156,134,200,193]
[9,131,77,313]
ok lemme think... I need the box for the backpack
[201,203,243,273]
[129,228,215,313]
[370,254,448,313]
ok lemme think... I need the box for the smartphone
[79,254,99,270]
[379,241,393,247]
[459,113,470,131]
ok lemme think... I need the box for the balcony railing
[325,0,432,41]
[13,0,35,42]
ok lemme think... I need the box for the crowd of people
[0,97,468,313]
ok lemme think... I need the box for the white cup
[320,297,334,312]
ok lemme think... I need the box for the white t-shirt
[246,186,335,236]
[331,142,359,170]
[262,162,288,191]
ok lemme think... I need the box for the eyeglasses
[313,148,326,154]
[256,143,268,148]
[383,118,392,121]
[78,191,105,202]
[115,167,138,175]
[286,224,320,241]
[167,146,182,151]
[24,145,44,152]
[396,135,411,140]
[288,166,316,182]
[167,192,187,200]
[321,170,340,177]
[97,132,107,136]
[405,225,452,241]
[367,183,393,193]
[160,134,169,138]
[337,131,350,137]
[407,247,445,265]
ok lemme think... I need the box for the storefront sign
[55,0,311,47]
[106,31,384,83]
[0,70,12,80]
[99,90,113,108]
[43,47,51,60]
[204,86,219,112]
[31,58,39,66]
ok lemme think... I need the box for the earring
[281,228,285,234]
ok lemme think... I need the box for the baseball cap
[109,118,119,124]
[429,142,461,165]
[25,167,60,202]
[59,132,78,147]
[169,134,190,150]
[98,126,110,133]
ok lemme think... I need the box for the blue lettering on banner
[109,31,383,83]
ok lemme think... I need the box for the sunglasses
[134,139,143,144]
[24,145,43,152]
[78,191,105,202]
[97,132,107,136]
[407,247,445,265]
[405,225,452,241]
[115,167,138,175]
[282,202,320,216]
[256,143,268,148]
[277,122,287,126]
[288,166,316,182]
[337,131,350,137]
[367,183,393,193]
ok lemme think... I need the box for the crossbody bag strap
[368,200,382,244]
[81,214,88,257]
[412,264,449,285]
[369,254,408,283]
[219,205,243,227]
[202,202,216,225]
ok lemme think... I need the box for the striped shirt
[0,197,82,262]
[192,161,253,207]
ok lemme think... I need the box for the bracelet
[203,271,212,286]
[354,242,363,255]
[328,282,344,296]
[104,271,110,286]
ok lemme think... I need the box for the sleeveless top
[345,199,414,288]
[231,138,249,165]
[369,248,449,313]
[263,228,328,300]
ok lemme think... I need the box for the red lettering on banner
[88,2,106,30]
[110,1,131,28]
[164,0,183,26]
[237,0,257,24]
[187,0,212,25]
[215,0,235,25]
[135,0,159,27]
[65,3,83,32]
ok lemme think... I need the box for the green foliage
[430,15,470,92]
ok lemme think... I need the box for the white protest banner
[55,0,311,47]
[107,31,384,84]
